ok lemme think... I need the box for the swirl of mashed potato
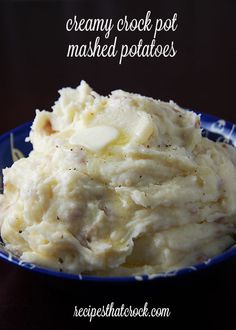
[1,81,236,276]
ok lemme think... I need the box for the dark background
[0,0,236,329]
[1,0,236,132]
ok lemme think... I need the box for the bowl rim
[0,113,236,282]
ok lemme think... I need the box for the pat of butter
[70,125,119,152]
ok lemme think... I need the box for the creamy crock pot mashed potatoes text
[1,81,236,276]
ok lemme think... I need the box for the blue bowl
[0,113,236,282]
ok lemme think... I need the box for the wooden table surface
[0,1,236,329]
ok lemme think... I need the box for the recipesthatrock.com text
[73,301,171,322]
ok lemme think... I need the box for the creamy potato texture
[1,81,236,276]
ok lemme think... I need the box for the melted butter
[69,125,119,152]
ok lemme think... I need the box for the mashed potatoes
[0,81,236,276]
